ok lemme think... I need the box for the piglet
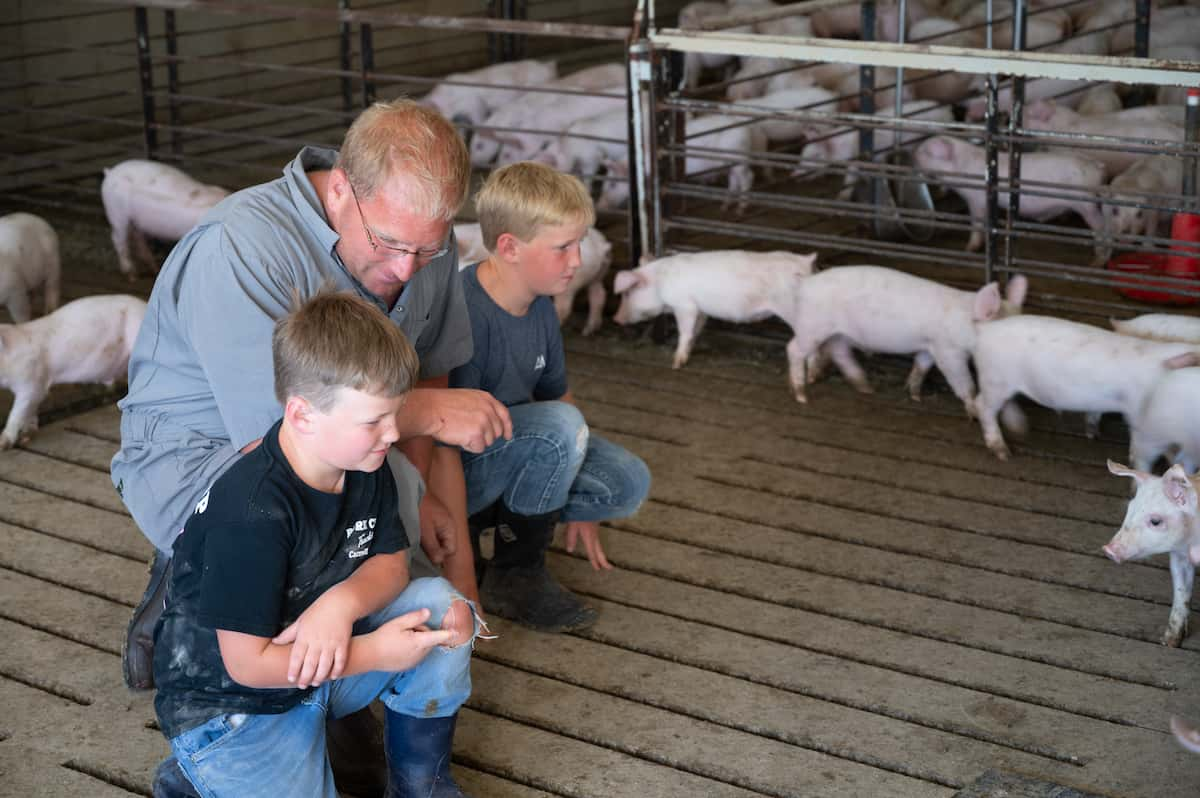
[1128,361,1200,474]
[455,224,614,335]
[1172,717,1200,754]
[971,315,1198,460]
[612,250,818,388]
[0,295,146,449]
[101,159,229,279]
[1112,313,1200,345]
[0,212,60,324]
[1100,154,1186,261]
[913,136,1107,262]
[1105,460,1200,647]
[420,59,557,128]
[787,266,1027,409]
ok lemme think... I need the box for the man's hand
[419,491,457,565]
[565,521,613,571]
[419,389,512,453]
[367,608,456,671]
[271,590,358,688]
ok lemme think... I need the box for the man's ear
[285,395,316,433]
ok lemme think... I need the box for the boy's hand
[272,592,357,688]
[565,521,612,571]
[370,608,457,671]
[419,491,456,565]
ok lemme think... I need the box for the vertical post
[339,0,354,111]
[1185,89,1199,201]
[627,42,653,264]
[984,77,1000,285]
[1134,0,1151,58]
[858,0,878,217]
[1003,0,1027,276]
[164,9,180,156]
[511,0,528,61]
[360,23,375,107]
[134,6,158,159]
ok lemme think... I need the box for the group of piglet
[0,158,220,447]
[606,248,1200,662]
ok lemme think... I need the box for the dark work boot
[151,757,200,798]
[475,504,597,633]
[123,549,171,691]
[384,711,469,798]
[327,705,388,798]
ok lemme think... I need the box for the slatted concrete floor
[3,314,1200,797]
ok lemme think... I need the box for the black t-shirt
[153,419,408,738]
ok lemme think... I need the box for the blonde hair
[475,161,596,251]
[273,290,420,412]
[335,98,470,222]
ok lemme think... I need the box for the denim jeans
[461,400,651,522]
[168,577,474,798]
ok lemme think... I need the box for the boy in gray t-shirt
[449,162,651,633]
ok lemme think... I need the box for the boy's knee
[441,599,474,649]
[404,578,476,646]
[547,401,588,458]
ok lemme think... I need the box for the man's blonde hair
[273,291,419,412]
[476,161,596,250]
[336,98,470,222]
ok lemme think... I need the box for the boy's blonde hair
[273,291,419,412]
[475,161,596,251]
[335,98,470,222]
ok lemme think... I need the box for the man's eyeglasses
[348,183,449,262]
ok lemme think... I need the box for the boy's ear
[284,395,316,433]
[494,231,521,262]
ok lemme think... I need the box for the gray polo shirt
[114,146,471,548]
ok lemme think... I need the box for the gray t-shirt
[449,262,567,406]
[115,146,471,546]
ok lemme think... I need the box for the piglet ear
[1107,459,1153,484]
[1163,464,1198,509]
[613,270,645,295]
[972,282,1002,322]
[1165,351,1200,370]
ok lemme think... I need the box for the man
[112,99,508,797]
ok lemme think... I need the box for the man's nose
[389,253,420,282]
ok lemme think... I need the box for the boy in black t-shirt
[449,162,651,632]
[152,291,479,798]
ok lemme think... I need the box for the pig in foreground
[612,250,818,384]
[1172,716,1200,754]
[1128,358,1200,473]
[101,159,229,279]
[972,316,1198,460]
[1105,460,1200,647]
[1111,314,1200,346]
[788,267,1027,409]
[454,223,614,335]
[0,212,61,324]
[0,295,146,449]
[913,136,1107,263]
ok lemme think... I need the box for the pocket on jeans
[184,713,256,764]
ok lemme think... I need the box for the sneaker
[479,563,597,633]
[123,550,171,691]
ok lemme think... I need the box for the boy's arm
[217,605,454,689]
[268,551,411,687]
[551,391,614,572]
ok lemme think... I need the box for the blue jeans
[461,401,651,522]
[168,577,474,798]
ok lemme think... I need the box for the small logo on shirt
[194,491,210,515]
[345,517,377,559]
[534,354,546,370]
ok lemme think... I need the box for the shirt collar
[284,145,341,258]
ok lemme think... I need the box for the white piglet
[0,295,146,449]
[612,249,818,389]
[101,159,229,279]
[1111,313,1200,345]
[421,59,557,128]
[0,212,61,324]
[455,224,614,335]
[787,267,1027,409]
[1104,460,1200,647]
[1128,362,1200,474]
[971,315,1199,460]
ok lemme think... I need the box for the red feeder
[1107,251,1200,306]
[1165,211,1200,279]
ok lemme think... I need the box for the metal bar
[1134,0,1151,59]
[77,0,631,42]
[984,80,999,284]
[649,29,1200,87]
[164,8,180,156]
[360,21,374,107]
[1185,89,1199,200]
[134,5,158,158]
[339,0,353,111]
[858,0,876,161]
[693,0,863,31]
[1004,0,1027,277]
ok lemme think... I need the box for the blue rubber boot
[384,711,468,798]
[151,757,200,798]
